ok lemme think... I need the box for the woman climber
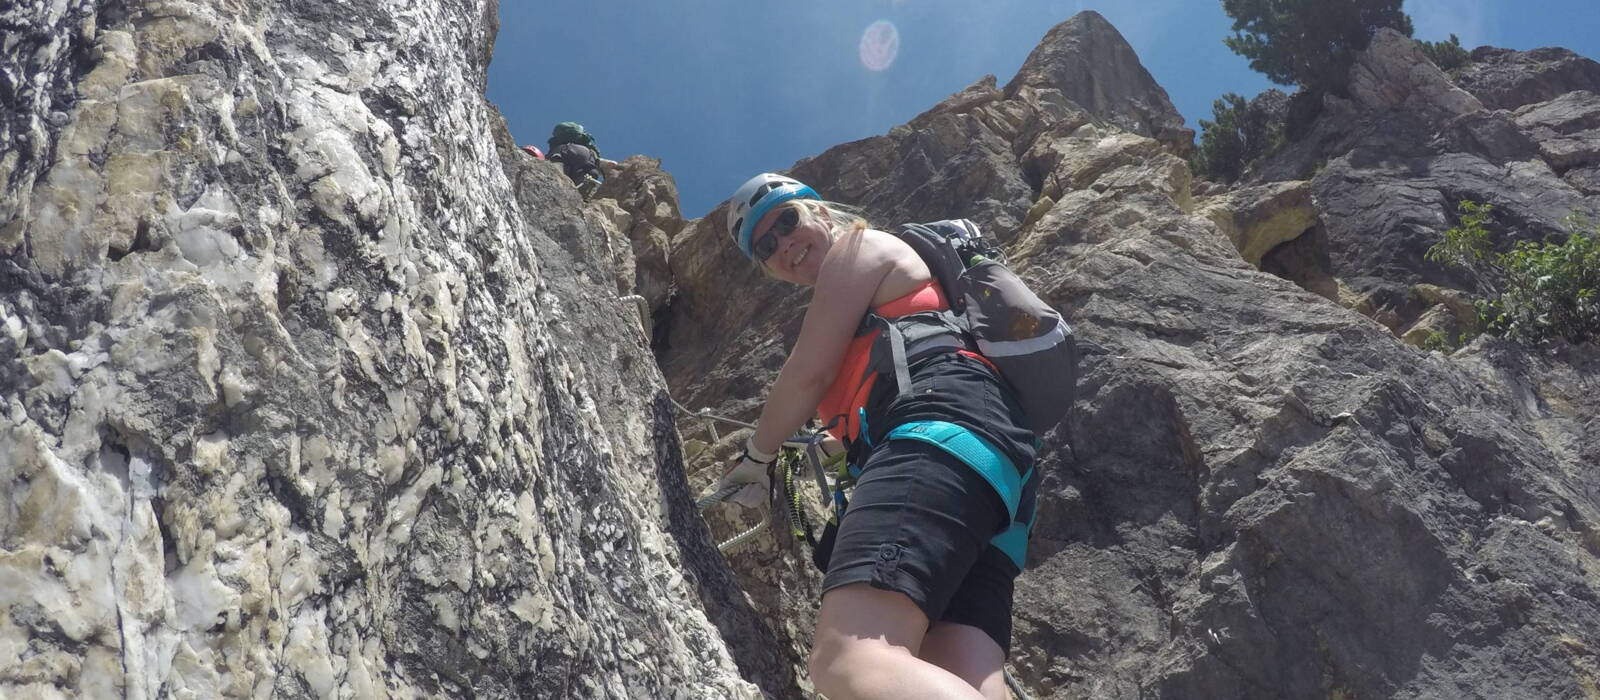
[715,173,1039,700]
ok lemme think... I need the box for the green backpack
[548,121,598,155]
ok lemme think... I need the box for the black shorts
[547,143,600,183]
[822,440,1022,653]
[822,353,1038,654]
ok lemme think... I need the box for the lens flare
[859,20,899,72]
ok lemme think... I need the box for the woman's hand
[716,437,778,509]
[819,435,845,457]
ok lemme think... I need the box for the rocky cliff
[4,4,1598,700]
[1,1,776,697]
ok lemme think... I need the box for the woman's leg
[919,621,1008,700]
[809,583,987,700]
[922,544,1020,699]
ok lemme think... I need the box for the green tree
[1222,0,1415,94]
[1426,201,1600,345]
[1419,33,1470,71]
[1192,93,1285,182]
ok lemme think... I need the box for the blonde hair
[799,199,870,241]
[752,199,873,273]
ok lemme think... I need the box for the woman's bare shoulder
[857,228,932,305]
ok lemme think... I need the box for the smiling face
[753,203,832,285]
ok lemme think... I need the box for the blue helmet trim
[737,184,820,258]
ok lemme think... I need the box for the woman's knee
[808,633,921,699]
[806,623,848,681]
[919,622,1006,696]
[806,639,845,694]
[809,584,929,684]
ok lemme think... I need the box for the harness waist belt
[883,420,1028,520]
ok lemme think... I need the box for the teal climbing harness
[886,421,1025,518]
[883,420,1035,570]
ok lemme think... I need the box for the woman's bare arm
[748,230,893,455]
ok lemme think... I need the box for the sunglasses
[752,207,801,262]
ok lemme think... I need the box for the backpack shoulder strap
[897,221,973,314]
[881,317,912,397]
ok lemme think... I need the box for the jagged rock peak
[1004,10,1192,152]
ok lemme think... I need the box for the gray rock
[1247,92,1369,183]
[1566,165,1600,195]
[1348,30,1484,122]
[1514,90,1600,172]
[791,102,1037,240]
[1003,11,1194,155]
[1436,109,1541,165]
[593,156,684,328]
[1250,35,1544,184]
[0,1,773,697]
[906,73,1008,130]
[1456,46,1600,110]
[1271,31,1600,334]
[0,0,98,245]
[1313,148,1593,301]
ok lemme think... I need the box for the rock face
[1349,30,1486,121]
[1,1,779,697]
[1196,180,1317,268]
[5,5,1599,700]
[655,12,1600,700]
[1456,46,1600,110]
[1514,90,1600,174]
[1242,30,1600,340]
[593,156,684,323]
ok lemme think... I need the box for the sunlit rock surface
[1,0,771,697]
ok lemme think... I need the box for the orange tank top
[816,280,948,442]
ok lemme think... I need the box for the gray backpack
[863,219,1078,435]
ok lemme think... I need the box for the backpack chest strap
[882,319,912,397]
[860,311,970,400]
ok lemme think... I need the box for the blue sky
[488,1,1600,218]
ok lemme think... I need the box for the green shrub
[1420,34,1470,71]
[1426,200,1494,268]
[1420,330,1455,353]
[1192,93,1285,182]
[1222,0,1414,95]
[1426,201,1600,345]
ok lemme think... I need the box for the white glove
[717,437,777,509]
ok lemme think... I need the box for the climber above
[714,173,1042,700]
[545,121,619,200]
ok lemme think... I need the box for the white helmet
[725,173,819,259]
